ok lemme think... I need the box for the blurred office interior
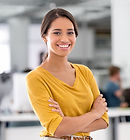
[0,0,130,140]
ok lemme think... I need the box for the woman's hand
[91,94,108,119]
[48,98,64,117]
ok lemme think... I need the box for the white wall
[0,24,10,73]
[28,24,47,69]
[69,26,95,62]
[111,0,130,88]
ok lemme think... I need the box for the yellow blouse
[26,63,109,137]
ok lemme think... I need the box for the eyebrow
[52,29,74,31]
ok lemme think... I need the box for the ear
[43,35,47,43]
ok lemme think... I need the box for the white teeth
[58,45,69,48]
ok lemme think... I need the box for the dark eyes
[53,32,74,35]
[67,32,74,35]
[53,32,61,35]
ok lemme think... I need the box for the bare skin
[48,95,108,137]
[41,60,76,87]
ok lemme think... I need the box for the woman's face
[44,17,76,57]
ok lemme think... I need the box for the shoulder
[26,66,46,83]
[72,63,93,76]
[26,68,38,81]
[106,81,119,90]
[107,81,118,87]
[26,67,49,95]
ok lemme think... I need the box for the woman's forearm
[54,112,97,137]
[51,95,108,137]
[83,118,108,133]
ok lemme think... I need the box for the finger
[106,107,108,112]
[48,99,54,103]
[52,109,64,117]
[50,98,59,105]
[102,102,107,107]
[48,98,58,105]
[49,104,59,109]
[105,102,107,106]
[98,97,106,103]
[48,97,55,101]
[102,98,106,102]
[98,94,103,99]
[52,108,60,112]
[100,94,103,97]
[50,97,54,101]
[52,100,59,105]
[97,95,102,100]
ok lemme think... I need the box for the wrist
[80,111,98,132]
[90,110,99,120]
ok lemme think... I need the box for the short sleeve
[83,66,109,125]
[26,73,63,136]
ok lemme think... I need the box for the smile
[57,44,70,48]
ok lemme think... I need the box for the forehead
[49,17,74,29]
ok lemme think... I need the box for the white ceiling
[0,0,111,26]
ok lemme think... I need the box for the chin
[58,54,69,57]
[50,49,72,57]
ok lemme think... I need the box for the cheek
[48,36,59,44]
[47,37,55,45]
[47,37,59,50]
[71,37,76,44]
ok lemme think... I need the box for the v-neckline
[38,63,78,88]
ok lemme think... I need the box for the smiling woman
[26,8,109,140]
[43,17,76,57]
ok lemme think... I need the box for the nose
[60,34,69,43]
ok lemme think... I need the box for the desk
[108,108,130,140]
[0,113,38,122]
[0,113,39,140]
[108,108,130,117]
[0,108,130,140]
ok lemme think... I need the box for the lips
[57,44,70,48]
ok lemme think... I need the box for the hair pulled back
[41,8,78,38]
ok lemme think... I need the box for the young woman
[26,8,109,140]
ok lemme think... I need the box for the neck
[41,52,71,72]
[110,76,118,83]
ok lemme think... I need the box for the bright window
[0,24,10,73]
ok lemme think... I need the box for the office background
[0,0,130,140]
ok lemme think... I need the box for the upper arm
[26,73,63,136]
[85,67,100,99]
[83,66,109,126]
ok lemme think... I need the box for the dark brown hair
[109,66,120,76]
[41,8,78,38]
